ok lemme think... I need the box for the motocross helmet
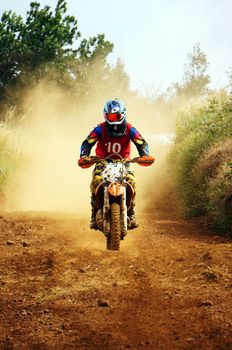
[103,98,127,137]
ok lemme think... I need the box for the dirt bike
[80,154,154,251]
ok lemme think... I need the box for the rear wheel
[108,202,121,251]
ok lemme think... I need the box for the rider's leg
[90,193,98,229]
[127,195,138,229]
[126,171,138,229]
[89,165,104,230]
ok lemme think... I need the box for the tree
[0,1,78,99]
[226,67,232,93]
[167,43,210,99]
[182,43,210,97]
[0,11,24,99]
[0,0,127,109]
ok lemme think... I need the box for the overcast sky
[1,0,232,94]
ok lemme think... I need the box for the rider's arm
[80,125,102,157]
[129,127,149,157]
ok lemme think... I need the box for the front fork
[103,186,110,235]
[121,186,127,235]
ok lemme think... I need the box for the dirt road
[0,210,231,350]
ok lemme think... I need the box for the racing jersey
[80,121,149,159]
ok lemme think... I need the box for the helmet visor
[105,113,123,122]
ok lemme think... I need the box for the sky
[1,0,232,95]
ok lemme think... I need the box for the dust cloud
[7,83,90,215]
[6,78,175,217]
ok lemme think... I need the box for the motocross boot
[128,196,139,229]
[90,194,98,230]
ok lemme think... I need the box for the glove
[78,156,93,169]
[137,155,155,166]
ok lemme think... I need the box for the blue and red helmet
[103,98,126,125]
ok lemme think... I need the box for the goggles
[105,112,123,122]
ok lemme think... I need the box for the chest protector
[96,122,132,159]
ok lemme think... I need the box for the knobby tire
[108,202,121,251]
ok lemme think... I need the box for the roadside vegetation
[170,96,232,235]
[151,43,232,235]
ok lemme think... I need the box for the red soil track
[0,211,231,350]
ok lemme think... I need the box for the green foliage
[182,43,210,96]
[170,96,232,234]
[77,34,113,62]
[207,161,232,233]
[0,1,79,99]
[23,1,79,64]
[167,43,210,99]
[0,0,131,110]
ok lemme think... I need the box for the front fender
[108,183,124,196]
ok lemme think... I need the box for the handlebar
[79,154,155,168]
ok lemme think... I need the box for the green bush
[207,161,232,232]
[171,97,232,234]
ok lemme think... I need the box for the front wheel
[107,202,121,251]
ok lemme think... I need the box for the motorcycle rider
[78,98,151,230]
